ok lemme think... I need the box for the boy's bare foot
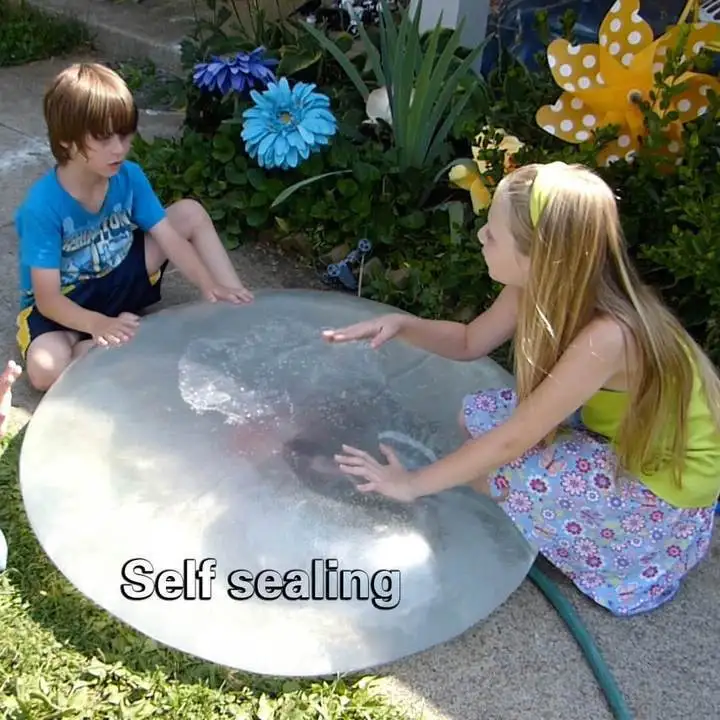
[0,360,22,436]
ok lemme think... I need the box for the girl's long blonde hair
[496,162,720,485]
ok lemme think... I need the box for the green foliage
[302,0,486,171]
[133,5,720,365]
[0,0,90,67]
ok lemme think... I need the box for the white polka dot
[610,0,621,12]
[551,100,563,112]
[699,85,710,96]
[697,105,707,116]
[657,46,667,56]
[677,99,691,112]
[668,141,680,153]
[618,135,631,147]
[631,11,642,23]
[610,18,622,32]
[575,130,590,141]
[621,53,634,66]
[582,55,597,69]
[568,44,581,55]
[625,151,636,162]
[582,114,596,127]
[600,34,608,46]
[609,42,621,55]
[607,154,620,164]
[675,157,683,166]
[596,72,605,84]
[652,62,664,74]
[560,119,574,132]
[578,76,591,89]
[548,54,556,68]
[693,41,705,54]
[564,83,576,92]
[571,97,583,110]
[628,31,642,45]
[543,125,556,135]
[559,64,572,77]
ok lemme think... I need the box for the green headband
[529,161,568,228]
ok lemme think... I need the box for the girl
[322,161,720,617]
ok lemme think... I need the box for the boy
[15,62,253,392]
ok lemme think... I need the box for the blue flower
[241,77,337,170]
[193,47,278,95]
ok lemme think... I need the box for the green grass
[0,425,412,719]
[0,0,91,68]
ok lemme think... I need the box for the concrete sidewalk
[2,41,719,720]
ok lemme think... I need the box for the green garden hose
[528,563,634,720]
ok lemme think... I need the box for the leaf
[257,694,276,720]
[246,168,267,191]
[225,164,247,186]
[277,48,322,76]
[337,178,359,197]
[212,133,236,163]
[245,207,269,227]
[352,161,382,184]
[300,21,370,100]
[270,170,351,208]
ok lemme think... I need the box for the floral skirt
[462,387,716,616]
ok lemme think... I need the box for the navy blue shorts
[17,228,168,357]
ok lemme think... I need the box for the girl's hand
[334,443,419,502]
[322,314,405,349]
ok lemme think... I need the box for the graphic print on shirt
[59,202,135,286]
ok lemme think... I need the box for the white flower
[365,87,393,125]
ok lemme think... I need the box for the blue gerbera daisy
[241,77,337,170]
[193,47,278,96]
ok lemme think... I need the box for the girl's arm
[336,315,629,498]
[410,315,628,496]
[397,285,519,361]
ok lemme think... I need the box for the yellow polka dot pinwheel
[535,0,720,167]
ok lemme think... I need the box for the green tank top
[580,379,720,508]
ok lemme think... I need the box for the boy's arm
[18,199,107,335]
[32,268,105,335]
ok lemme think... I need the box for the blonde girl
[323,161,720,616]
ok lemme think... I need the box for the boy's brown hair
[43,62,138,164]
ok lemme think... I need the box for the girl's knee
[25,334,73,391]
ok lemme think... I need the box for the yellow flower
[449,129,524,213]
[449,161,492,212]
[535,0,720,167]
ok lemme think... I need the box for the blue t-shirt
[15,160,166,309]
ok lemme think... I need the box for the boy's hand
[91,312,140,346]
[202,283,253,304]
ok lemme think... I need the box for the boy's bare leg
[146,199,247,290]
[25,330,83,391]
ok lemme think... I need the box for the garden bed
[0,0,90,67]
[132,0,720,366]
